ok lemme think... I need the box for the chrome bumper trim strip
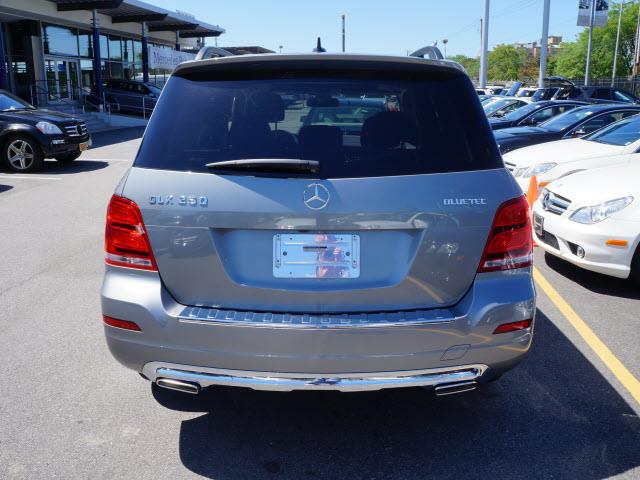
[177,305,455,329]
[143,362,489,392]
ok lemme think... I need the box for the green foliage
[487,44,527,80]
[554,3,638,78]
[448,54,480,79]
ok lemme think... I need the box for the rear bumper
[101,266,535,389]
[143,362,488,392]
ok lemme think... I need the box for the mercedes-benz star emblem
[303,183,330,210]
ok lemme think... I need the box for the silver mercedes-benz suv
[101,53,535,397]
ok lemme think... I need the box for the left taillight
[105,194,157,271]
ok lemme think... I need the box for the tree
[487,44,527,81]
[448,54,480,80]
[554,2,639,79]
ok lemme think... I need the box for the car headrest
[244,91,285,122]
[361,111,417,150]
[298,125,343,151]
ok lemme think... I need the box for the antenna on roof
[313,37,326,53]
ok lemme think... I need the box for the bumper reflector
[103,315,142,332]
[493,319,532,334]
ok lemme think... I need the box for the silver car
[101,54,535,397]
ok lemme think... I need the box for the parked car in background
[494,104,640,154]
[489,100,585,130]
[503,112,640,191]
[476,85,505,95]
[0,90,90,172]
[483,96,532,118]
[532,87,561,101]
[99,79,161,116]
[302,96,386,135]
[533,163,640,285]
[516,87,538,98]
[102,53,535,397]
[544,76,640,104]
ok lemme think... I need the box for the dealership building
[0,0,225,106]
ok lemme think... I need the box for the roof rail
[195,46,234,60]
[409,46,444,60]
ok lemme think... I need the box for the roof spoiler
[409,46,444,60]
[195,46,234,60]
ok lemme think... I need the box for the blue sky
[148,0,586,57]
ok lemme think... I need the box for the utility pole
[632,2,640,77]
[584,0,597,86]
[539,0,550,88]
[341,14,346,52]
[612,2,625,86]
[479,0,490,88]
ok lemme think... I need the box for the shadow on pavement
[0,185,13,193]
[544,252,640,300]
[89,127,145,148]
[39,159,109,174]
[151,310,640,479]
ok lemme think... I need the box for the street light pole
[585,0,597,86]
[341,14,346,52]
[479,0,490,88]
[442,38,448,58]
[612,2,625,86]
[539,0,550,88]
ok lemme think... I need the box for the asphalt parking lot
[1,127,639,479]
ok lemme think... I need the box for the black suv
[0,90,90,172]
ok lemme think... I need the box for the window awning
[49,0,225,36]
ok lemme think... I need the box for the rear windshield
[135,70,501,177]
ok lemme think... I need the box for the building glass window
[99,34,109,59]
[79,31,93,58]
[43,24,78,56]
[108,36,122,60]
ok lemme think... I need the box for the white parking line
[0,175,61,181]
[79,158,132,162]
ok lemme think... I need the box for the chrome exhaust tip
[156,377,201,395]
[434,380,477,396]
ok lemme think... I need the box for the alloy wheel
[7,139,35,170]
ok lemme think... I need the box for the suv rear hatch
[124,56,517,313]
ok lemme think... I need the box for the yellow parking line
[533,267,640,406]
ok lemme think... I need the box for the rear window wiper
[206,159,319,174]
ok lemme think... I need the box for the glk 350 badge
[149,195,209,207]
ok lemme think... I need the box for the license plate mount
[273,233,360,279]
[533,213,544,237]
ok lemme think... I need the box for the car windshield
[483,98,514,115]
[585,114,640,146]
[0,92,33,111]
[135,72,501,178]
[538,107,594,131]
[500,102,541,121]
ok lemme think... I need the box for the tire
[55,151,82,163]
[631,246,640,288]
[3,135,43,173]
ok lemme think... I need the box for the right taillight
[478,195,532,273]
[105,194,157,271]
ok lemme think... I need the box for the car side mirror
[522,117,537,126]
[571,128,587,137]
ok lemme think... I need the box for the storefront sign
[148,45,196,70]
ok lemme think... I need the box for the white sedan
[532,163,640,284]
[503,113,640,192]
